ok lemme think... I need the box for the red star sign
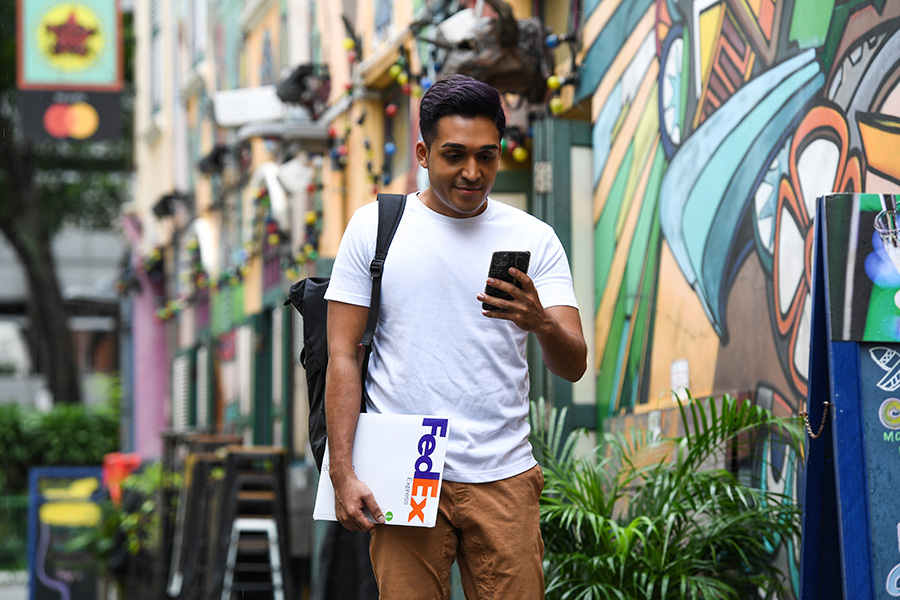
[47,12,96,57]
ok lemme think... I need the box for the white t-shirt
[324,193,578,483]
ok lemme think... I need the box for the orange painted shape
[759,0,775,39]
[858,112,900,182]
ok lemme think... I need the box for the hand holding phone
[482,251,531,311]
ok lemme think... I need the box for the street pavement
[0,584,25,600]
[0,572,27,600]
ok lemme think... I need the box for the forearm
[324,349,364,481]
[534,306,587,382]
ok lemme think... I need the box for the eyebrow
[439,142,499,150]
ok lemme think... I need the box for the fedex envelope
[313,413,451,527]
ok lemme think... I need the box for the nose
[461,157,480,182]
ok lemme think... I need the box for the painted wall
[578,0,900,595]
[580,0,900,417]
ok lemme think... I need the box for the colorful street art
[581,0,900,416]
[578,1,900,596]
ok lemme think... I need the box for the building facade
[126,0,900,596]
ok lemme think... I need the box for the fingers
[335,479,384,532]
[366,496,386,526]
[338,504,377,531]
[479,267,533,312]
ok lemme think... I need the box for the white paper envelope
[313,413,451,527]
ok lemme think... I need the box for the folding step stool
[221,517,284,600]
[211,446,293,600]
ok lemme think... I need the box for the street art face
[584,1,900,596]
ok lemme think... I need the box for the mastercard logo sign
[43,101,100,139]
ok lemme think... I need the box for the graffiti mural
[579,1,900,596]
[583,0,900,415]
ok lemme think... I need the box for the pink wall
[131,282,169,459]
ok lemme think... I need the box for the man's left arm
[478,267,587,382]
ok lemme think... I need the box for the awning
[235,96,351,145]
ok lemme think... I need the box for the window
[150,0,163,114]
[192,0,208,63]
[374,0,393,46]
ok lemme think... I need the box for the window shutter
[196,346,209,426]
[172,354,190,431]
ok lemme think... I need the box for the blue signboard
[28,466,104,600]
[801,193,900,600]
[860,343,900,596]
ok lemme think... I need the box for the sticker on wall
[871,346,900,392]
[886,523,900,597]
[880,398,900,431]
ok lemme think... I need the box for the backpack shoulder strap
[360,193,406,346]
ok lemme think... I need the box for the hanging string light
[544,32,580,117]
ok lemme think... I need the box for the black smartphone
[482,251,531,311]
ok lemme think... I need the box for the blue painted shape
[592,80,622,187]
[748,130,794,274]
[799,210,843,600]
[575,0,655,103]
[830,340,876,599]
[700,73,822,336]
[658,50,822,334]
[583,0,603,21]
[858,342,900,599]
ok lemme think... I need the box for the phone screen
[483,251,531,311]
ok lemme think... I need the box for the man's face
[415,115,501,218]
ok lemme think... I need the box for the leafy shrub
[530,393,803,600]
[0,536,25,570]
[0,404,33,494]
[0,400,120,495]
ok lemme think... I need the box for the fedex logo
[407,418,448,523]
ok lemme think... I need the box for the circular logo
[43,102,99,139]
[37,3,105,73]
[879,398,900,430]
[385,512,393,522]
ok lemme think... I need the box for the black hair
[418,74,506,147]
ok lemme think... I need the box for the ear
[415,140,429,169]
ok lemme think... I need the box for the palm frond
[532,392,803,600]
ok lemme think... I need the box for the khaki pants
[369,464,545,600]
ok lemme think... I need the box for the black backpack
[285,193,406,471]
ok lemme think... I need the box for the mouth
[454,186,482,196]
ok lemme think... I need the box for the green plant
[0,395,120,495]
[530,393,803,600]
[27,403,120,465]
[68,462,174,562]
[0,404,31,494]
[0,535,26,570]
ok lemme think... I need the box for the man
[324,74,587,599]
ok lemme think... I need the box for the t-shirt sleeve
[323,207,375,307]
[532,227,579,310]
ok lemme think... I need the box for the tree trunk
[0,129,82,405]
[11,229,83,405]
